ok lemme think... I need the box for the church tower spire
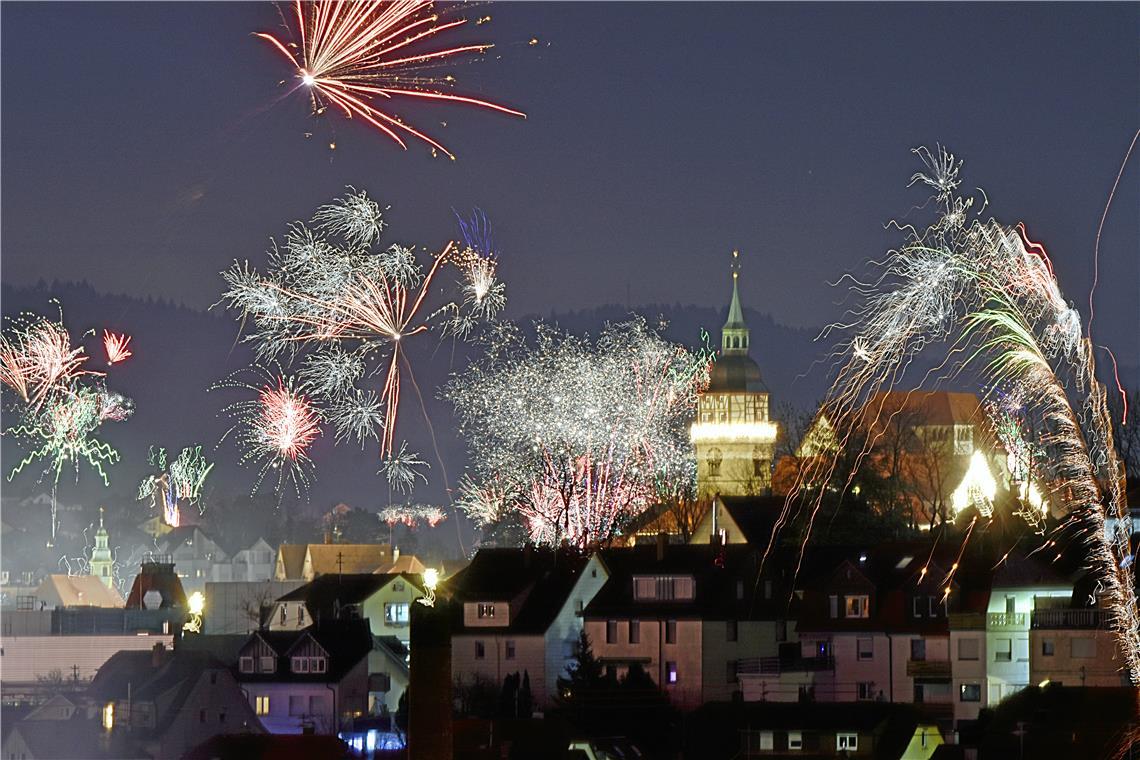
[722,250,750,356]
[91,507,114,588]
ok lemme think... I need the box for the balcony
[949,613,986,630]
[1031,609,1110,630]
[987,612,1027,630]
[737,655,835,676]
[906,659,951,678]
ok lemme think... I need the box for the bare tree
[1110,388,1140,480]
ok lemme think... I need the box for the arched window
[708,448,723,478]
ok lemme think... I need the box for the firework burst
[103,331,133,365]
[775,146,1139,682]
[216,367,320,498]
[220,187,502,478]
[446,317,711,546]
[254,0,525,158]
[378,503,447,528]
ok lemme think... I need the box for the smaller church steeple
[722,250,750,356]
[90,507,114,588]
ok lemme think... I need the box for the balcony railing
[906,659,951,678]
[987,612,1027,630]
[948,612,986,630]
[737,655,835,676]
[1031,609,1110,630]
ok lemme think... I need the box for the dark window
[726,620,738,642]
[475,641,485,659]
[218,712,226,723]
[727,660,737,683]
[606,620,618,644]
[857,638,873,661]
[505,640,516,660]
[210,672,217,685]
[911,639,926,661]
[960,683,981,702]
[1042,639,1055,657]
[665,620,677,644]
[629,620,640,644]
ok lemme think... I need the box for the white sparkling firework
[220,188,503,466]
[776,146,1139,682]
[378,503,447,528]
[446,317,711,546]
[380,440,429,494]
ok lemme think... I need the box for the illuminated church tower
[90,508,114,588]
[691,252,777,498]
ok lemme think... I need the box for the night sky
[2,3,1138,550]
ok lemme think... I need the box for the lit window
[239,656,254,673]
[960,683,981,702]
[102,703,114,731]
[475,641,485,659]
[857,638,873,661]
[845,595,869,618]
[505,640,516,660]
[758,731,774,750]
[665,662,678,684]
[788,731,803,750]
[837,733,858,751]
[385,603,410,625]
[477,603,496,619]
[255,696,270,716]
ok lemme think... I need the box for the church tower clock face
[691,251,777,498]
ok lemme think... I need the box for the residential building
[1030,599,1129,688]
[32,574,123,609]
[151,526,229,593]
[227,537,277,582]
[273,542,423,582]
[584,542,795,711]
[202,580,305,635]
[446,546,602,710]
[690,257,778,499]
[267,572,425,646]
[88,645,263,758]
[234,620,373,735]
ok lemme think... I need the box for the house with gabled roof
[33,574,124,609]
[87,644,262,759]
[446,546,606,710]
[584,541,798,711]
[267,572,425,647]
[234,620,373,735]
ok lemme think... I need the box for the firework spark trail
[378,504,447,527]
[103,331,133,365]
[215,367,320,498]
[254,0,525,158]
[138,445,215,527]
[772,146,1140,681]
[446,318,711,546]
[220,188,499,475]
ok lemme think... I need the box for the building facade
[691,254,777,499]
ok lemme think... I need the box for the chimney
[656,532,667,562]
[392,546,400,562]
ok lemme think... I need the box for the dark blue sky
[3,2,1137,366]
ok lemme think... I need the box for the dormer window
[258,656,275,673]
[312,657,326,674]
[292,656,310,674]
[845,595,869,618]
[239,656,254,674]
[477,603,495,619]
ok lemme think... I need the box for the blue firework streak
[455,208,495,259]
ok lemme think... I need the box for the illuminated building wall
[692,256,777,499]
